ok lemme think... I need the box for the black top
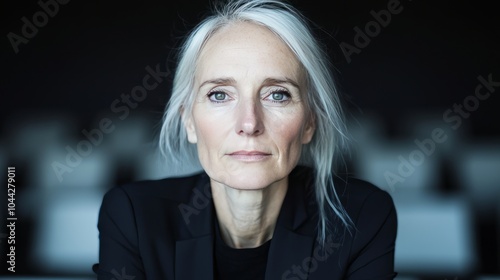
[94,165,398,279]
[214,219,270,280]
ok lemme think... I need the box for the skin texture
[184,22,315,248]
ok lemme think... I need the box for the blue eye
[268,90,290,103]
[272,92,285,101]
[208,91,228,102]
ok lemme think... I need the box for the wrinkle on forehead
[195,21,306,88]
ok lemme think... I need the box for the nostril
[237,127,261,136]
[235,101,264,136]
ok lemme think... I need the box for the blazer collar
[175,166,318,280]
[175,172,215,280]
[265,166,318,279]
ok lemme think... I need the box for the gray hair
[159,0,354,243]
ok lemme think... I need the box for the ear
[301,112,316,144]
[182,108,198,144]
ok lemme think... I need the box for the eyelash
[206,88,292,104]
[207,90,230,103]
[266,89,291,103]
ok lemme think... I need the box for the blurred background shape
[393,195,477,276]
[452,143,500,216]
[31,188,102,274]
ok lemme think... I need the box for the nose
[235,97,264,136]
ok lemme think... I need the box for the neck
[211,178,288,249]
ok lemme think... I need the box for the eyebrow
[198,77,236,89]
[262,77,300,89]
[198,77,300,89]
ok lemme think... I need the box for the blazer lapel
[175,236,214,280]
[265,227,315,279]
[175,173,215,280]
[265,167,317,279]
[174,167,317,280]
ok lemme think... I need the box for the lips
[228,150,271,161]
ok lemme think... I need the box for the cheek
[192,109,229,156]
[193,118,213,152]
[271,112,308,154]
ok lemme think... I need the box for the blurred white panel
[394,194,477,275]
[37,146,113,189]
[31,189,103,275]
[353,141,440,193]
[105,115,151,158]
[29,145,113,275]
[135,145,202,181]
[398,113,465,153]
[394,276,419,280]
[348,112,387,143]
[453,142,500,214]
[7,116,76,161]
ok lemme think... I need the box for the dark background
[1,0,500,137]
[1,0,499,278]
[1,0,499,137]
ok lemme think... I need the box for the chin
[224,179,272,190]
[218,167,288,190]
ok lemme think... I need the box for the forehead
[196,22,304,84]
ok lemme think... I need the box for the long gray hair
[159,0,354,243]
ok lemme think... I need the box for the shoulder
[334,176,395,220]
[291,165,396,226]
[97,171,211,237]
[291,166,397,276]
[291,165,395,217]
[103,171,207,204]
[99,171,211,220]
[334,176,397,250]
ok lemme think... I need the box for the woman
[95,0,397,279]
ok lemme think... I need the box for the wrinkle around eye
[207,90,233,103]
[262,89,293,104]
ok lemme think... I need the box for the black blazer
[94,166,397,279]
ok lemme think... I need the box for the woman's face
[185,22,315,190]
